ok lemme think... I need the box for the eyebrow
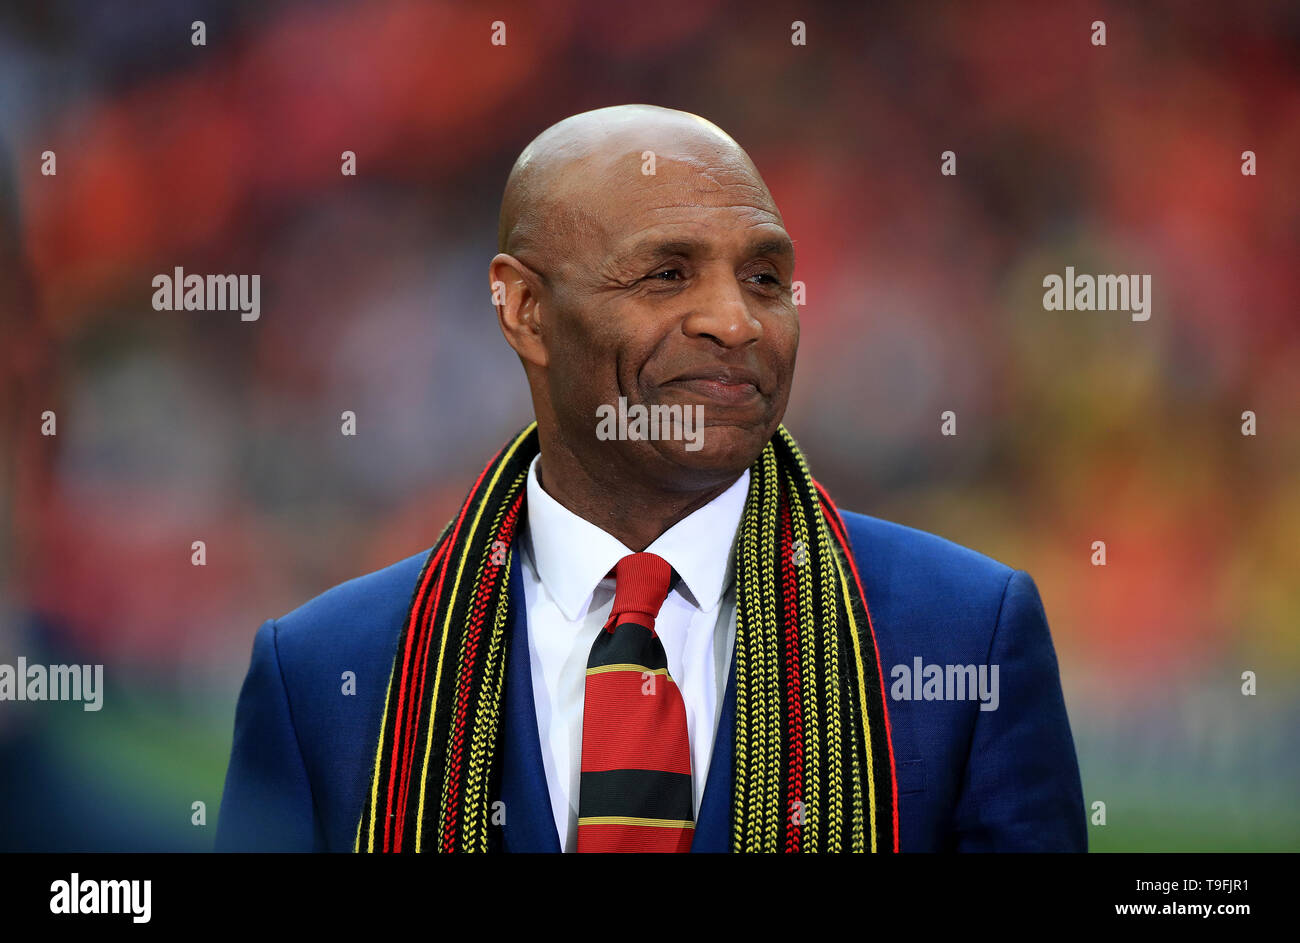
[618,234,795,266]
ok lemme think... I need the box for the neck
[535,435,743,552]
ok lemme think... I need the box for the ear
[489,253,548,368]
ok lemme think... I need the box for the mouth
[661,367,764,407]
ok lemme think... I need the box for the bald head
[497,105,775,269]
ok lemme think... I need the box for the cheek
[598,307,670,391]
[548,308,637,415]
[768,308,800,369]
[549,300,608,376]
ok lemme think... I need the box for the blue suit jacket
[215,510,1087,852]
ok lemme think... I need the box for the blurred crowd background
[0,0,1296,851]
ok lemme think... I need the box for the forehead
[567,151,785,259]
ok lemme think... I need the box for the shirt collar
[523,453,749,621]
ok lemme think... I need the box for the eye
[746,271,784,289]
[645,268,682,281]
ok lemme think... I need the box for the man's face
[537,151,799,487]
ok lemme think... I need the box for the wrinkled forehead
[555,143,783,254]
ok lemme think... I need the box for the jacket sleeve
[215,619,318,851]
[950,570,1087,851]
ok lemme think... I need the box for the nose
[680,271,763,348]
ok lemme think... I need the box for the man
[216,104,1086,853]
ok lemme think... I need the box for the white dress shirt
[518,453,748,852]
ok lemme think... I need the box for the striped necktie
[576,551,694,852]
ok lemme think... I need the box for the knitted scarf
[355,422,898,853]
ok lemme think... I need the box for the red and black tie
[576,552,694,853]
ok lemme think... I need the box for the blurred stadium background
[0,0,1296,851]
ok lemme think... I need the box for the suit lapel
[691,635,736,852]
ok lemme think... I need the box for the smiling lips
[662,367,763,406]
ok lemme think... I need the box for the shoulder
[837,509,1016,594]
[835,509,1025,655]
[269,548,432,673]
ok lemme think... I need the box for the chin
[647,422,774,480]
